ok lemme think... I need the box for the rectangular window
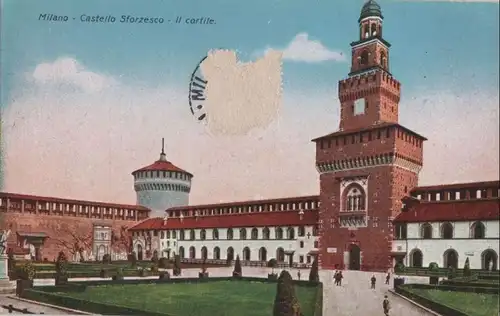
[307,256,311,264]
[299,256,304,263]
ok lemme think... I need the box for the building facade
[129,196,320,267]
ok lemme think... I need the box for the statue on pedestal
[0,229,11,256]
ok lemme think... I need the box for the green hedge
[26,277,323,315]
[395,285,469,316]
[401,283,499,295]
[23,289,170,316]
[313,282,323,316]
[440,279,499,290]
[400,267,500,278]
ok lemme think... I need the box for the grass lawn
[51,280,318,316]
[408,288,499,316]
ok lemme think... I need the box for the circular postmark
[188,55,208,123]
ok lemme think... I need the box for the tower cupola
[132,138,192,217]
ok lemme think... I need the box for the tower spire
[159,138,167,161]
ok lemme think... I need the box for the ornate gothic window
[344,185,366,211]
[360,50,369,66]
[441,222,454,239]
[227,228,233,240]
[263,227,270,240]
[420,223,433,239]
[200,229,206,240]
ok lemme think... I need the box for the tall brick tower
[312,0,427,272]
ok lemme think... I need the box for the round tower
[132,139,192,218]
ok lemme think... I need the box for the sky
[1,0,499,206]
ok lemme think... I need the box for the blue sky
[1,0,499,205]
[2,0,499,97]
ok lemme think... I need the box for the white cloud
[1,57,498,207]
[31,57,116,93]
[259,33,346,63]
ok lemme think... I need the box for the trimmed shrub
[447,266,457,280]
[395,262,405,273]
[150,264,158,273]
[55,251,68,276]
[102,254,111,264]
[463,257,471,278]
[173,255,181,276]
[18,262,36,281]
[309,257,319,282]
[267,258,278,268]
[429,262,439,271]
[233,255,242,277]
[273,270,303,316]
[159,257,169,269]
[128,252,137,268]
[159,271,170,280]
[151,250,159,264]
[112,268,124,281]
[99,269,109,278]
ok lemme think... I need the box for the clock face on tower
[354,98,366,115]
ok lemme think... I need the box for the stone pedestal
[0,254,15,294]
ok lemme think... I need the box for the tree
[309,257,319,282]
[129,251,137,267]
[273,270,303,316]
[151,250,159,264]
[111,225,133,254]
[463,257,471,277]
[52,224,92,261]
[233,255,242,276]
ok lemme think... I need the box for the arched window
[443,249,458,269]
[179,246,185,258]
[263,227,270,240]
[371,23,377,36]
[189,246,196,259]
[441,222,454,239]
[212,229,219,240]
[343,185,366,211]
[380,51,387,68]
[160,231,165,239]
[420,223,433,239]
[360,50,369,66]
[275,227,283,240]
[251,228,258,240]
[240,228,247,240]
[259,247,267,261]
[243,247,251,261]
[201,246,208,260]
[179,230,185,241]
[287,227,295,240]
[200,229,206,240]
[481,249,498,271]
[190,229,195,240]
[409,249,423,267]
[298,226,305,237]
[276,247,285,262]
[213,247,220,260]
[471,221,485,239]
[363,24,369,39]
[227,228,233,240]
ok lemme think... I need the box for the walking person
[385,272,390,285]
[383,295,391,315]
[297,270,301,280]
[333,270,338,286]
[370,274,376,289]
[338,271,344,286]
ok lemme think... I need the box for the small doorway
[349,244,361,270]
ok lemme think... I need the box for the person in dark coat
[383,295,391,315]
[370,274,376,289]
[385,272,391,285]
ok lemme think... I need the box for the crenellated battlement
[165,195,320,218]
[339,70,400,102]
[0,192,150,221]
[411,181,500,202]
